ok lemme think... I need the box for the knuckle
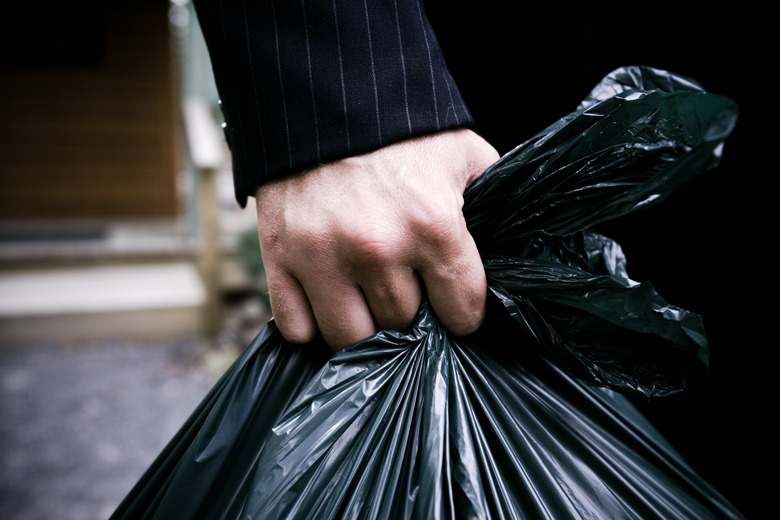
[436,273,486,336]
[413,209,464,251]
[273,310,317,344]
[345,222,399,267]
[449,308,484,335]
[281,326,317,345]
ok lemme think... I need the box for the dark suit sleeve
[192,0,474,207]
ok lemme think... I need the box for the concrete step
[0,263,208,344]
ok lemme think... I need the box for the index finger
[416,225,486,337]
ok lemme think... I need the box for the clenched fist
[255,129,499,350]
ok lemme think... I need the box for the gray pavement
[0,301,263,520]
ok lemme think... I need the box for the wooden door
[0,0,180,220]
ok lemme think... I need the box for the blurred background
[0,1,269,518]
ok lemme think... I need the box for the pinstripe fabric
[193,0,474,207]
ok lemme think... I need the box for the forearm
[192,0,474,207]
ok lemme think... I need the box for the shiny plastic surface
[111,66,743,519]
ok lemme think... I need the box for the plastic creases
[110,66,744,520]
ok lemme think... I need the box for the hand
[255,129,500,350]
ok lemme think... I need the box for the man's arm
[192,0,474,205]
[192,1,497,350]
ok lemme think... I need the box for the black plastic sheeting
[111,66,744,519]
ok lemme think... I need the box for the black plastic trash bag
[111,66,743,519]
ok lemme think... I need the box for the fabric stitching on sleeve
[362,0,383,146]
[330,0,351,153]
[301,0,322,162]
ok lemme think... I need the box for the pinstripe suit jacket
[193,0,473,207]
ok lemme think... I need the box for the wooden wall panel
[0,0,180,220]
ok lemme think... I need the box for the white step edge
[0,263,206,317]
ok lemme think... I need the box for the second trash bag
[110,66,744,519]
